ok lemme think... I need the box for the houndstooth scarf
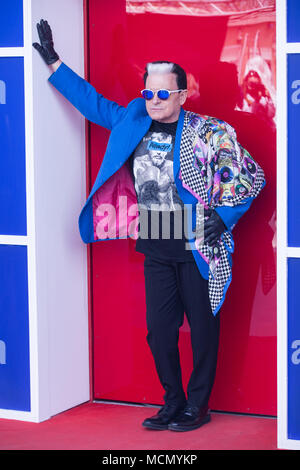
[179,111,266,315]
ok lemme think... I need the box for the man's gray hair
[146,62,175,75]
[143,60,187,90]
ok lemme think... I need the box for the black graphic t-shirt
[129,120,194,262]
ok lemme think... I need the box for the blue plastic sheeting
[287,0,300,43]
[287,54,300,247]
[0,0,24,47]
[0,245,30,412]
[0,57,27,235]
[288,258,300,440]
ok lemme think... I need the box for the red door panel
[87,0,276,415]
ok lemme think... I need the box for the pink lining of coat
[92,161,139,240]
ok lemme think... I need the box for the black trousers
[144,255,220,408]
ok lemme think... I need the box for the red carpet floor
[0,402,277,451]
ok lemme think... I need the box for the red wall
[86,0,277,415]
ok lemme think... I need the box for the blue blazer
[48,62,255,280]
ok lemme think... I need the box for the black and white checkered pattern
[180,111,265,315]
[194,231,234,315]
[208,232,233,314]
[180,112,209,206]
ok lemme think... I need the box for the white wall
[277,0,300,451]
[0,0,89,424]
[30,0,89,421]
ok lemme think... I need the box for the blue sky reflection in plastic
[287,259,300,440]
[0,246,30,411]
[287,0,300,441]
[288,54,300,247]
[0,57,27,236]
[0,0,30,412]
[0,0,23,47]
[287,0,300,43]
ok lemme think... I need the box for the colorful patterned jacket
[48,63,266,315]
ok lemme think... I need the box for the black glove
[32,19,60,65]
[204,210,227,246]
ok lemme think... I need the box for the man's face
[144,72,187,123]
[149,132,172,167]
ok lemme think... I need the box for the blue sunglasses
[141,88,186,100]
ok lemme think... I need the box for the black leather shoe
[168,404,211,432]
[142,402,186,430]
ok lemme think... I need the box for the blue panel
[0,245,30,412]
[288,258,300,439]
[0,57,27,235]
[287,54,300,246]
[0,0,23,47]
[287,0,300,43]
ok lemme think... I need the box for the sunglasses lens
[142,89,154,100]
[157,89,170,100]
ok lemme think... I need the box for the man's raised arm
[32,19,126,130]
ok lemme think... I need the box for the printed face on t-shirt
[148,132,173,168]
[132,127,183,211]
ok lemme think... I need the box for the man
[33,19,266,432]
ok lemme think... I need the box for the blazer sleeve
[48,62,126,130]
[213,122,266,231]
[215,196,255,231]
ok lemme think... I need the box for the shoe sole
[142,422,169,431]
[168,414,211,432]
